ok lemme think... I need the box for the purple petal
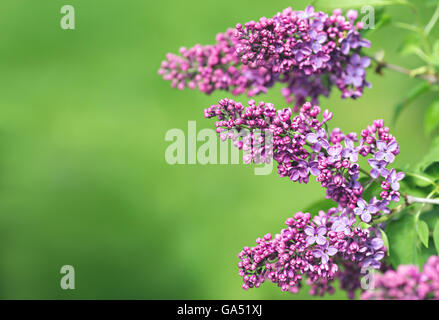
[313,250,323,258]
[370,168,379,179]
[387,141,398,152]
[328,144,342,156]
[380,168,390,178]
[306,133,318,144]
[374,251,385,260]
[376,140,386,151]
[316,226,327,236]
[320,139,330,149]
[375,151,385,161]
[312,142,322,152]
[371,238,384,250]
[368,205,379,214]
[327,247,338,256]
[351,54,360,65]
[316,235,327,245]
[345,139,354,149]
[309,166,320,176]
[304,226,315,236]
[361,57,371,68]
[331,221,344,232]
[306,236,316,246]
[391,182,400,191]
[354,207,363,216]
[350,152,358,163]
[386,152,395,163]
[361,212,372,223]
[368,158,378,169]
[396,171,405,181]
[357,199,367,209]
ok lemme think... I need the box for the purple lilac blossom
[238,208,386,296]
[205,99,404,212]
[368,159,389,179]
[362,256,439,300]
[160,6,372,106]
[305,226,327,245]
[383,169,405,191]
[354,199,379,223]
[306,128,330,152]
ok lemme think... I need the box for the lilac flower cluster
[361,256,439,300]
[205,99,404,224]
[158,29,275,96]
[235,6,371,103]
[159,6,372,107]
[206,99,408,297]
[238,207,386,296]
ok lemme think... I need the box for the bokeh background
[0,0,436,299]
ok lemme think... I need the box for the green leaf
[434,219,439,254]
[427,0,439,7]
[359,177,382,200]
[425,100,439,136]
[304,198,336,216]
[421,207,439,229]
[416,136,439,179]
[398,33,422,57]
[393,82,430,123]
[417,219,430,248]
[386,212,418,267]
[428,40,439,66]
[416,243,437,267]
[404,171,436,188]
[360,222,372,229]
[379,228,390,256]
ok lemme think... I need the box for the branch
[406,195,439,205]
[371,192,439,226]
[425,4,439,35]
[371,204,404,226]
[369,55,439,84]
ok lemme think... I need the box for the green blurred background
[0,0,436,299]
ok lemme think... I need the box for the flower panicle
[238,208,386,296]
[159,6,372,106]
[205,99,404,220]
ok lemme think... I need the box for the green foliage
[434,220,439,254]
[379,228,390,255]
[359,177,382,200]
[401,173,434,192]
[392,82,431,123]
[389,136,439,269]
[417,219,430,247]
[422,207,439,229]
[427,0,439,7]
[360,222,372,229]
[398,33,423,57]
[304,198,337,215]
[425,100,439,136]
[428,40,439,66]
[417,243,438,266]
[415,136,439,179]
[386,212,418,267]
